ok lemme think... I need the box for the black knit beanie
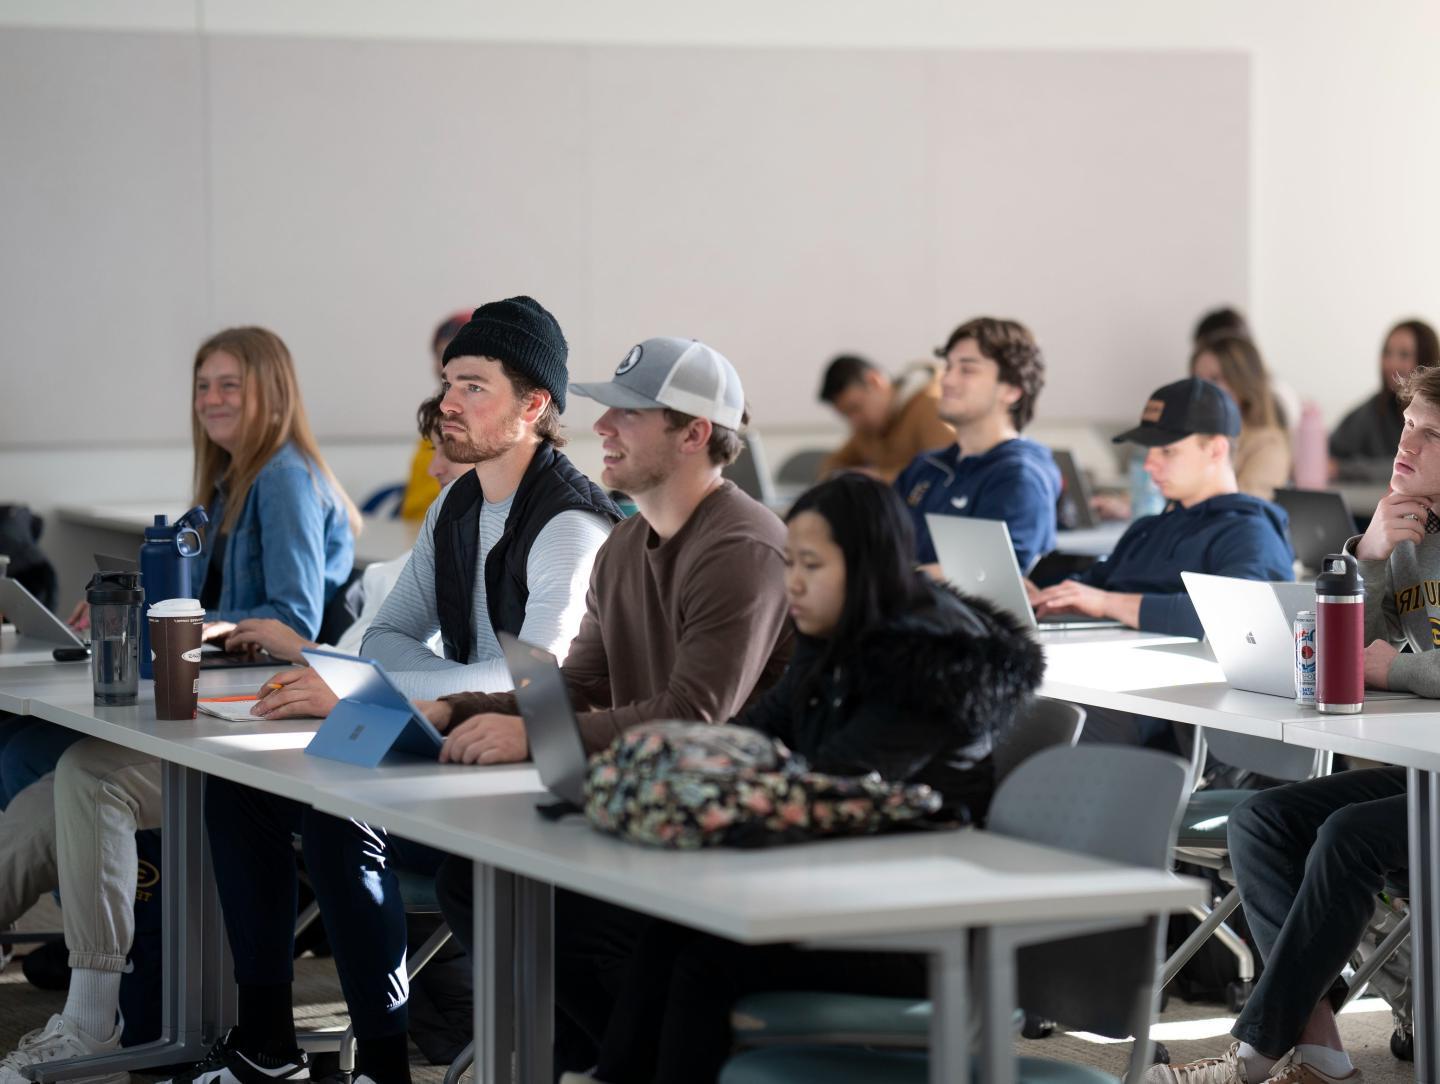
[441,296,570,412]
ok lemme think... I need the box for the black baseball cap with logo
[1113,377,1243,448]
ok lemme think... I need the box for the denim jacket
[195,442,354,638]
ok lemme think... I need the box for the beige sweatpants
[54,739,161,973]
[0,773,59,928]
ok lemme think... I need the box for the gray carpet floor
[0,900,1419,1083]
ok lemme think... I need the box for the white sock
[1294,1044,1355,1078]
[1236,1041,1280,1080]
[61,967,122,1042]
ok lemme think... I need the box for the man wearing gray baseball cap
[426,337,794,1071]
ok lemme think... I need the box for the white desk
[310,773,1200,1084]
[3,659,1204,1084]
[1053,521,1128,557]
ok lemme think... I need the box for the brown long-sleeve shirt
[441,481,794,753]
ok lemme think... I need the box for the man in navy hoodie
[1031,377,1294,640]
[894,317,1060,573]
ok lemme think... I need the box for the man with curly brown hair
[893,316,1060,572]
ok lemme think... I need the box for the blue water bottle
[137,506,207,679]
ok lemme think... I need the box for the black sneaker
[162,1029,310,1084]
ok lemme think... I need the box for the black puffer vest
[433,443,621,662]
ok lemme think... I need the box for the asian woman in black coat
[562,473,1045,1084]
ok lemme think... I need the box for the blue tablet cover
[301,649,444,766]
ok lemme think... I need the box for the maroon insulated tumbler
[1315,552,1364,714]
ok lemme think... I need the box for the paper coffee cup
[148,598,204,720]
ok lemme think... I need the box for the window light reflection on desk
[199,731,315,752]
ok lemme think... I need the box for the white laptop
[0,578,86,647]
[1182,572,1412,701]
[926,515,1122,631]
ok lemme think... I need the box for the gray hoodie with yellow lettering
[1354,533,1440,698]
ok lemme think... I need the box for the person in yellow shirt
[400,310,471,519]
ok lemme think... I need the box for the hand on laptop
[202,620,237,644]
[1364,639,1399,690]
[1032,581,1142,628]
[251,667,338,719]
[224,618,314,664]
[1355,493,1433,562]
[439,712,529,765]
[67,599,91,632]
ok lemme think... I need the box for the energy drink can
[1294,610,1317,706]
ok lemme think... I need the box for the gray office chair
[729,697,1085,1050]
[721,745,1190,1084]
[774,449,829,488]
[1161,729,1329,1014]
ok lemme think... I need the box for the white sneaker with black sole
[0,1013,128,1084]
[161,1029,309,1084]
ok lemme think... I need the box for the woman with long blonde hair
[189,326,358,636]
[0,327,357,1080]
[1190,332,1291,500]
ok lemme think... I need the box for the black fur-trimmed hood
[849,580,1045,742]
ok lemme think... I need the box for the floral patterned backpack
[584,721,946,849]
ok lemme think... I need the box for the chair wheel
[1225,979,1252,1013]
[1152,1041,1171,1065]
[1021,1012,1054,1039]
[1391,1029,1414,1061]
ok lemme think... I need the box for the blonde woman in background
[1190,332,1291,500]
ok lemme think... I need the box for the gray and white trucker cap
[570,338,745,430]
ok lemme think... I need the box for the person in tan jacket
[817,355,954,481]
[1191,332,1291,500]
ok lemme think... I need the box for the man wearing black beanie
[194,297,621,1084]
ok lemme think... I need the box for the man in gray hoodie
[1148,371,1440,1084]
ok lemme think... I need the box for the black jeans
[205,777,445,1039]
[595,919,925,1084]
[1227,766,1408,1054]
[434,856,649,1077]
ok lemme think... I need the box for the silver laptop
[1182,572,1410,701]
[1053,449,1100,531]
[0,578,86,647]
[1272,489,1358,574]
[926,515,1122,631]
[499,632,589,806]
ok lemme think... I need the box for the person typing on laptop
[425,337,794,1074]
[893,317,1060,573]
[1030,378,1293,638]
[1146,376,1440,1084]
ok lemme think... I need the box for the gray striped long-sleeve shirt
[360,479,612,699]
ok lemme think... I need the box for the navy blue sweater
[895,438,1061,571]
[1079,493,1295,638]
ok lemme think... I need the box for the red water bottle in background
[1315,552,1364,713]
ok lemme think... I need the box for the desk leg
[514,877,553,1084]
[26,763,229,1081]
[929,930,970,1084]
[472,863,516,1084]
[1411,769,1440,1084]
